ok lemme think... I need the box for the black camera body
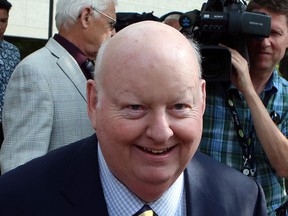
[179,0,271,82]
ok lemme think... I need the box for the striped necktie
[82,59,95,79]
[133,205,158,216]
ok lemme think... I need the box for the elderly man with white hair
[0,0,117,174]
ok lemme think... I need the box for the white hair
[55,0,117,30]
[92,38,110,108]
[186,36,203,79]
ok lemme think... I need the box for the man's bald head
[93,21,202,84]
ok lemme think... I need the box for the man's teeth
[142,147,170,154]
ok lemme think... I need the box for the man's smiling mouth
[141,147,172,155]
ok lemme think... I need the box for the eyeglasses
[92,7,117,30]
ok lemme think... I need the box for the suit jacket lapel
[45,38,88,102]
[59,135,109,215]
[185,152,226,216]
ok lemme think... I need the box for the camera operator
[200,0,288,215]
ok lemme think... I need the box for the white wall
[6,0,205,39]
[6,0,51,39]
[116,0,204,17]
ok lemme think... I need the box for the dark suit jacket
[0,134,266,216]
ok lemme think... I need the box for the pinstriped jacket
[0,37,94,173]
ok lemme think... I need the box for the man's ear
[200,79,206,115]
[79,7,92,28]
[87,79,98,130]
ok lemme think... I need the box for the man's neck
[250,68,274,95]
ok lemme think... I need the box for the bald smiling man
[0,21,266,216]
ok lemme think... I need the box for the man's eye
[109,21,116,30]
[128,105,142,111]
[0,19,8,23]
[123,105,147,119]
[271,31,283,36]
[169,104,193,117]
[174,104,188,110]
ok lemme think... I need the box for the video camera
[115,12,160,32]
[179,0,271,82]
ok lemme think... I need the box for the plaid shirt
[200,70,288,215]
[0,40,20,122]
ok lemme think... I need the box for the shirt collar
[226,69,279,97]
[53,33,93,80]
[265,69,279,94]
[98,144,185,216]
[53,33,87,65]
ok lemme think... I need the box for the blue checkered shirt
[200,70,288,215]
[98,144,186,216]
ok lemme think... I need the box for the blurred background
[4,0,205,59]
[8,0,288,80]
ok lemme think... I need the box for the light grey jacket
[0,38,94,173]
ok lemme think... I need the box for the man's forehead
[0,9,8,18]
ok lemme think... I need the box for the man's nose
[145,111,173,143]
[258,37,271,48]
[111,28,116,36]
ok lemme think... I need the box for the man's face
[87,42,206,199]
[0,9,8,39]
[84,3,116,59]
[164,19,181,30]
[247,8,288,73]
